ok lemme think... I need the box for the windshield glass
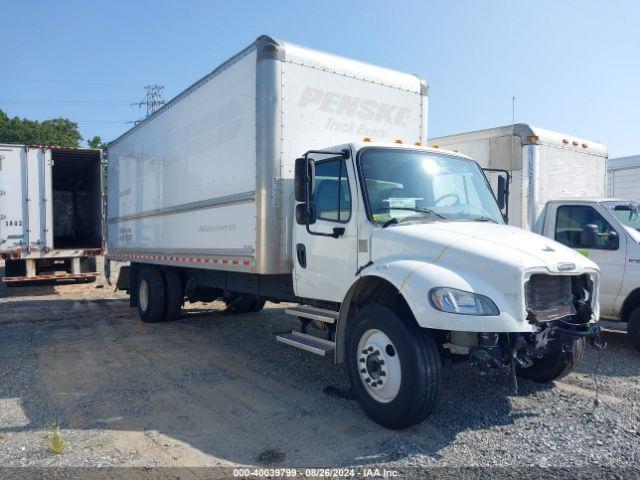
[605,201,640,233]
[359,148,504,225]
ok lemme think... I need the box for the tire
[627,307,640,353]
[225,294,265,314]
[346,303,441,429]
[162,268,183,321]
[516,338,585,383]
[136,267,165,323]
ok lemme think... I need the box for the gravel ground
[0,261,639,473]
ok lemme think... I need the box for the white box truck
[608,155,640,203]
[107,37,602,429]
[0,144,102,284]
[432,124,640,352]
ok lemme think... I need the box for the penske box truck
[107,37,602,429]
[0,144,102,284]
[432,124,640,352]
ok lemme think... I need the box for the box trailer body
[431,124,608,231]
[608,155,640,203]
[107,38,603,429]
[0,144,102,283]
[107,36,428,275]
[432,125,640,351]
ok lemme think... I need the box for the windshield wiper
[472,216,498,223]
[384,207,449,221]
[382,218,398,228]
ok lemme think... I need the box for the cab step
[276,331,335,356]
[284,305,339,324]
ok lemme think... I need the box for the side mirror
[497,175,507,210]
[606,230,619,249]
[294,157,315,202]
[580,224,599,248]
[295,203,316,225]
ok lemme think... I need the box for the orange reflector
[563,139,569,144]
[527,135,539,142]
[363,137,372,142]
[582,143,588,148]
[394,139,403,144]
[431,144,439,148]
[572,141,579,146]
[414,141,422,146]
[453,149,459,153]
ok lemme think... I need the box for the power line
[0,77,143,88]
[0,99,135,106]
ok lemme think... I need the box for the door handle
[296,243,307,268]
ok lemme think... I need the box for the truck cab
[540,198,640,350]
[288,141,602,427]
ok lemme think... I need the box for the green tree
[0,108,82,147]
[87,135,106,149]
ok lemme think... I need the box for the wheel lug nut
[362,349,368,355]
[359,358,365,363]
[365,378,371,383]
[360,368,366,373]
[379,360,385,365]
[380,371,386,376]
[368,346,373,352]
[373,350,380,356]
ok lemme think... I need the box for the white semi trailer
[107,37,602,429]
[0,144,102,284]
[608,155,640,203]
[432,125,640,352]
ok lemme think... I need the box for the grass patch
[49,424,65,454]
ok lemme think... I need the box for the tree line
[0,108,106,149]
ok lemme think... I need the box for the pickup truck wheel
[162,268,183,321]
[136,267,166,323]
[224,294,264,314]
[516,338,585,383]
[628,308,640,352]
[346,303,441,429]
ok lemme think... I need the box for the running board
[285,305,339,324]
[276,331,335,356]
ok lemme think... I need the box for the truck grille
[526,274,576,322]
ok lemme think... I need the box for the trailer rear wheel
[162,268,183,321]
[628,308,640,352]
[516,338,585,382]
[136,267,165,323]
[346,303,441,429]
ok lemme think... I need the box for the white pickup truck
[433,124,640,352]
[107,37,602,429]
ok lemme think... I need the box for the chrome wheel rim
[357,329,401,403]
[139,279,149,312]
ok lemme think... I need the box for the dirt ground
[0,260,639,473]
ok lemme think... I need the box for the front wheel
[516,338,585,383]
[627,308,640,353]
[346,303,441,429]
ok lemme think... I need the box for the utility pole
[132,85,165,122]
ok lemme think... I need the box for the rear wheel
[516,338,585,382]
[162,268,183,321]
[627,307,640,353]
[136,267,165,323]
[346,303,441,429]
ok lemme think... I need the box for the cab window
[555,205,619,250]
[313,158,351,222]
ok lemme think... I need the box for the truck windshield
[606,202,640,233]
[359,148,504,225]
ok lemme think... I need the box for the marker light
[429,288,500,316]
[527,135,539,142]
[431,144,439,148]
[394,139,403,144]
[363,137,372,142]
[414,141,422,146]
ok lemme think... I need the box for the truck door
[0,146,27,253]
[548,203,626,317]
[293,152,358,303]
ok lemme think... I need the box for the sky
[0,0,638,157]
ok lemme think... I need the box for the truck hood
[370,221,598,274]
